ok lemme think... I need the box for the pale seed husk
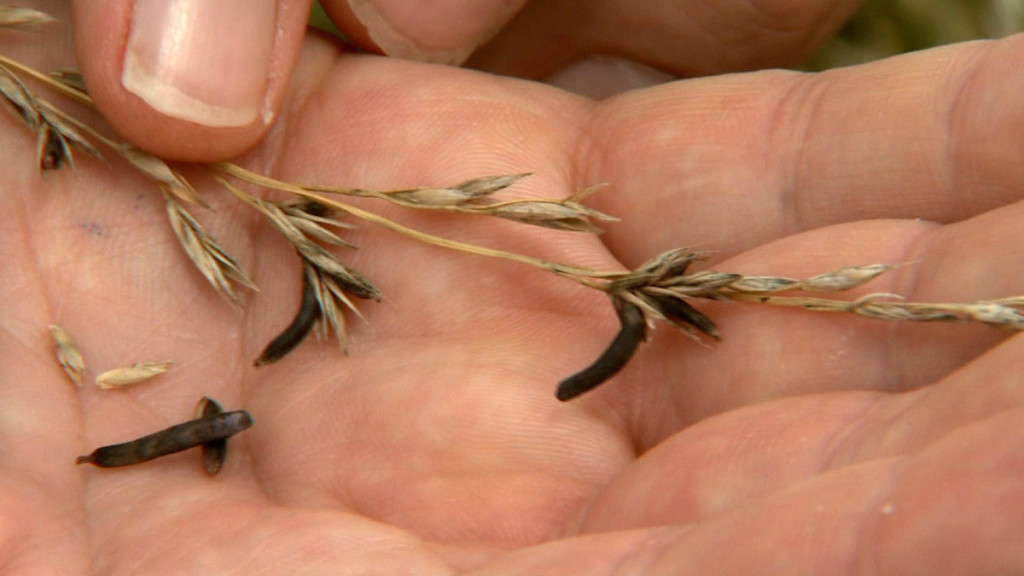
[392,173,531,206]
[488,201,612,234]
[96,361,173,389]
[287,213,357,248]
[0,6,56,30]
[49,324,85,386]
[804,264,893,292]
[727,276,802,293]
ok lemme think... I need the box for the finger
[586,325,1024,529]
[321,0,529,65]
[70,0,312,161]
[469,409,1023,575]
[637,415,1023,576]
[587,35,1024,264]
[467,0,864,79]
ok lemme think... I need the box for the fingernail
[122,0,276,127]
[347,0,512,65]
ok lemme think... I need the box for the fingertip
[321,0,527,65]
[71,0,311,161]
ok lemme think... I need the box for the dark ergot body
[254,269,319,366]
[76,410,253,468]
[556,297,647,401]
[195,396,228,476]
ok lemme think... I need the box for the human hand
[3,2,1023,574]
[68,0,862,160]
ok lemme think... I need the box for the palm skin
[2,10,1024,576]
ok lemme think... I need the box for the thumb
[71,0,312,161]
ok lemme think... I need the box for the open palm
[2,5,1022,575]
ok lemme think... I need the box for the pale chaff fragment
[96,361,173,389]
[49,325,85,386]
[0,6,56,31]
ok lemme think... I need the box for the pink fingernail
[122,0,277,127]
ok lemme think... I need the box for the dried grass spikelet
[0,6,56,31]
[0,65,102,171]
[165,194,257,305]
[96,361,172,389]
[280,198,357,244]
[0,62,41,129]
[483,199,617,233]
[221,178,380,301]
[118,144,207,206]
[49,324,85,386]
[388,173,531,206]
[308,262,359,349]
[47,67,87,94]
[468,178,617,233]
[35,99,102,170]
[602,248,723,342]
[726,264,894,293]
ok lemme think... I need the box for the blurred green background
[310,0,1024,70]
[808,0,1024,69]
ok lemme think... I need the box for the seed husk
[0,6,57,30]
[95,361,172,389]
[49,324,85,386]
[556,296,647,401]
[76,410,253,468]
